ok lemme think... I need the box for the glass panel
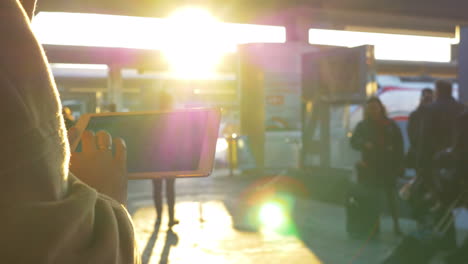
[330,104,361,169]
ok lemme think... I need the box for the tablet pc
[71,108,221,179]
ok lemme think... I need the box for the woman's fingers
[70,129,128,204]
[81,130,114,152]
[96,130,113,151]
[113,137,127,166]
[81,130,97,152]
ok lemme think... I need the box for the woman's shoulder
[353,120,369,132]
[356,119,370,127]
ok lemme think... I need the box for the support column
[107,64,123,111]
[285,16,310,44]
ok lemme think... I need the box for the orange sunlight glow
[32,10,286,78]
[160,7,233,79]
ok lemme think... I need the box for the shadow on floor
[158,229,179,264]
[142,219,161,264]
[223,191,410,264]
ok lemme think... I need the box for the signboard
[264,73,302,130]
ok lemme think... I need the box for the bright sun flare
[259,202,286,230]
[161,7,234,79]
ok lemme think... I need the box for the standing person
[405,89,435,223]
[417,80,465,185]
[350,97,405,235]
[152,91,179,227]
[406,88,434,168]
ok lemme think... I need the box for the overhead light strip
[32,12,286,50]
[309,28,455,62]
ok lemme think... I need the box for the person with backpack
[417,80,465,186]
[383,111,468,264]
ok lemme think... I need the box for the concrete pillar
[107,65,123,111]
[285,17,310,44]
[458,26,468,104]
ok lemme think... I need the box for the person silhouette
[152,91,179,227]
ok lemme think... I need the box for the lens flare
[259,202,286,230]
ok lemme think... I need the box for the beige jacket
[0,0,139,263]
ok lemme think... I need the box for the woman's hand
[69,129,128,205]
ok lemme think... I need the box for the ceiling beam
[44,45,237,72]
[35,0,468,25]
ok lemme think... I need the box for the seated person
[0,0,139,263]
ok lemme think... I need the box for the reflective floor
[128,173,445,264]
[134,201,323,264]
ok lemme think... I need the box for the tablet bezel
[71,108,221,179]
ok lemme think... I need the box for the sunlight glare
[161,7,233,79]
[32,11,285,78]
[33,12,285,50]
[32,12,285,79]
[259,202,286,230]
[216,138,229,153]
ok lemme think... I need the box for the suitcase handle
[434,191,468,234]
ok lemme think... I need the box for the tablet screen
[85,111,209,173]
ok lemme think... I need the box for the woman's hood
[0,0,68,202]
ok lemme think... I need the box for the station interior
[10,0,468,263]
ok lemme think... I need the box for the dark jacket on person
[454,111,468,181]
[407,106,428,168]
[350,118,404,187]
[416,97,465,171]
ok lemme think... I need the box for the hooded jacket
[0,0,139,263]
